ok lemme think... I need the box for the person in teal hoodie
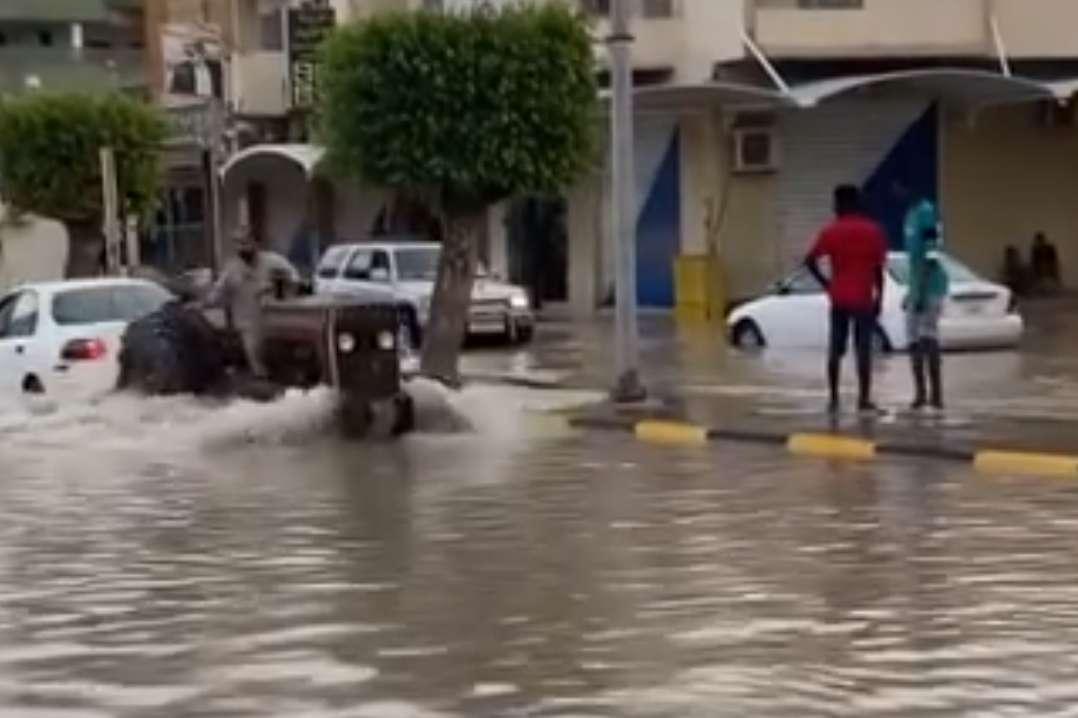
[903,197,949,411]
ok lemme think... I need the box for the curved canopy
[606,81,795,112]
[1044,78,1078,102]
[789,68,1052,109]
[219,143,326,180]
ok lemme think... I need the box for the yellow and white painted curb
[634,420,709,447]
[592,417,1078,478]
[973,450,1078,478]
[787,433,877,462]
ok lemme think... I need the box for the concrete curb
[569,417,1078,478]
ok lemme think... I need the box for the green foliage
[320,2,598,208]
[0,93,167,223]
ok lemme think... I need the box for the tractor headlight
[338,332,356,354]
[377,330,396,351]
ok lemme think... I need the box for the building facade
[565,0,1078,318]
[212,0,1078,317]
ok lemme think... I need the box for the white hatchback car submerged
[0,278,173,401]
[727,252,1024,352]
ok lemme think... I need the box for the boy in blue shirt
[904,198,949,410]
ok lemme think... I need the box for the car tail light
[61,338,107,361]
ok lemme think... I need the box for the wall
[713,160,780,303]
[942,104,1078,288]
[679,111,722,259]
[994,0,1078,58]
[230,52,287,115]
[591,0,745,83]
[753,0,987,58]
[0,211,67,293]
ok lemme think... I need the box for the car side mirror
[774,282,791,296]
[370,267,390,283]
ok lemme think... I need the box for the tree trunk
[63,218,105,278]
[420,206,484,385]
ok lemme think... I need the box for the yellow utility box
[675,254,725,323]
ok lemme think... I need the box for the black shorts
[830,308,876,359]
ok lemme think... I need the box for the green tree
[0,93,167,278]
[320,2,598,383]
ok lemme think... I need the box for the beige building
[213,0,1078,316]
[561,0,1078,316]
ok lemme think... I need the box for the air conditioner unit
[733,127,780,174]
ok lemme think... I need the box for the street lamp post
[608,0,646,403]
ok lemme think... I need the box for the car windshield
[888,254,979,285]
[395,248,441,281]
[53,284,173,325]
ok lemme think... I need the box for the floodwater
[3,305,1078,716]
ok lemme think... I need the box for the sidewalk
[564,388,1078,474]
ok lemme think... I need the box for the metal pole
[608,0,646,402]
[100,147,121,275]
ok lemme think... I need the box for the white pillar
[486,201,509,280]
[71,23,83,51]
[568,177,601,318]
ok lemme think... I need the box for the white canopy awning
[1043,78,1078,102]
[219,143,326,180]
[600,81,795,114]
[789,68,1052,110]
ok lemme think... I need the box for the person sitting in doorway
[1030,232,1062,293]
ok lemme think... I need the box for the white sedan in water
[0,278,173,400]
[727,252,1024,352]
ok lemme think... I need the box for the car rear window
[52,284,172,326]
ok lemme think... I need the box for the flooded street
[3,305,1078,715]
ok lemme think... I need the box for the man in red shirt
[805,185,888,414]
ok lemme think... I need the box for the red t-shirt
[808,214,888,311]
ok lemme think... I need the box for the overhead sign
[288,4,336,109]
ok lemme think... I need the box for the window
[0,295,17,338]
[52,285,171,326]
[343,250,374,280]
[259,8,283,51]
[52,288,114,325]
[797,0,864,8]
[112,285,173,322]
[782,269,824,295]
[642,0,675,17]
[395,248,441,282]
[581,0,676,18]
[3,292,39,338]
[317,246,349,279]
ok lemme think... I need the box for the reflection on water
[3,382,1078,716]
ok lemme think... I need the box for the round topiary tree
[0,93,167,278]
[320,2,598,384]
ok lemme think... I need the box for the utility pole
[101,147,121,275]
[608,0,646,403]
